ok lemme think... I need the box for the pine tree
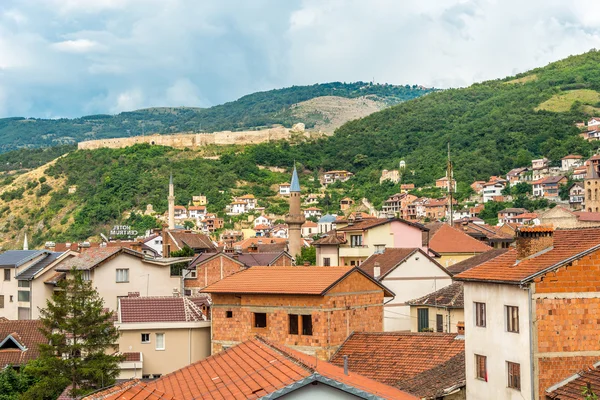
[23,268,122,399]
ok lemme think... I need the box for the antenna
[447,142,454,226]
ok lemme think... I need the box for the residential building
[321,170,354,185]
[359,248,452,331]
[330,332,465,400]
[532,157,549,170]
[173,205,187,219]
[382,193,418,219]
[141,234,163,258]
[407,282,464,333]
[585,162,600,212]
[191,194,207,206]
[321,217,429,267]
[424,198,454,220]
[532,175,567,199]
[340,196,354,211]
[202,214,223,233]
[454,221,515,249]
[0,250,73,320]
[426,223,492,266]
[498,208,528,224]
[301,221,318,237]
[401,183,415,191]
[187,205,206,219]
[116,294,211,379]
[253,224,270,237]
[436,176,457,191]
[471,180,486,194]
[201,266,393,360]
[227,200,247,215]
[302,206,322,219]
[252,215,270,227]
[0,319,46,369]
[184,250,293,295]
[568,182,585,209]
[380,169,400,183]
[455,226,600,399]
[538,206,600,228]
[238,194,257,209]
[317,214,337,234]
[313,233,346,266]
[233,237,289,253]
[589,116,600,129]
[162,229,215,256]
[506,168,529,186]
[561,154,583,171]
[572,165,588,180]
[279,182,291,195]
[483,179,507,203]
[53,247,191,310]
[88,337,417,400]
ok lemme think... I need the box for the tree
[24,269,121,399]
[183,220,196,229]
[295,246,316,266]
[0,365,37,400]
[170,245,195,276]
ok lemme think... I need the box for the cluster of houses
[6,165,600,400]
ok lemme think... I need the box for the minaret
[23,233,28,251]
[285,165,305,260]
[168,174,175,230]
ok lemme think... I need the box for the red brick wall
[271,254,293,266]
[185,255,244,288]
[534,251,600,398]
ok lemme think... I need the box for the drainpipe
[188,328,192,364]
[528,285,535,400]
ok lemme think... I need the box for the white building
[482,180,506,203]
[303,207,322,219]
[279,183,291,196]
[188,206,206,219]
[561,154,583,171]
[253,215,271,227]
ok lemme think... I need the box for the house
[471,180,486,194]
[313,233,346,266]
[0,250,74,320]
[532,157,549,170]
[320,217,429,267]
[380,169,400,183]
[561,154,583,171]
[321,170,354,185]
[53,247,192,310]
[359,247,452,331]
[232,237,289,253]
[506,168,529,186]
[401,183,415,191]
[87,337,417,400]
[141,234,163,258]
[252,215,270,227]
[0,319,46,369]
[302,206,322,219]
[498,208,528,224]
[202,214,223,233]
[426,223,492,267]
[116,294,211,379]
[238,194,257,209]
[568,182,585,209]
[227,200,247,215]
[424,198,453,220]
[253,224,270,237]
[303,193,321,205]
[191,194,207,206]
[162,229,215,256]
[589,116,600,129]
[187,205,206,219]
[407,282,464,333]
[482,179,507,203]
[340,196,354,211]
[454,226,600,399]
[538,206,600,228]
[382,193,418,219]
[184,251,293,295]
[572,165,588,180]
[279,182,291,195]
[301,221,318,237]
[271,224,288,238]
[201,266,393,360]
[445,248,509,276]
[453,221,515,249]
[330,332,466,400]
[435,176,457,191]
[317,214,337,234]
[532,175,567,199]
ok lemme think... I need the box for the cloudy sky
[1,0,600,118]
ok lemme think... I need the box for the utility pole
[447,142,454,226]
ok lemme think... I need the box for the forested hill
[0,82,433,152]
[247,50,600,190]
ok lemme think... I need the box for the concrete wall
[409,305,464,333]
[0,253,48,320]
[78,126,298,150]
[381,252,452,331]
[317,246,339,266]
[464,282,532,400]
[117,323,210,378]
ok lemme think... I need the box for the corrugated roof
[16,252,65,280]
[0,250,47,268]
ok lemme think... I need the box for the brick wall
[534,250,600,398]
[185,255,244,288]
[516,231,553,260]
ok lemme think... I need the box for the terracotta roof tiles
[119,296,209,323]
[407,282,464,308]
[0,319,46,367]
[446,249,509,275]
[83,380,174,400]
[546,361,600,399]
[425,223,492,253]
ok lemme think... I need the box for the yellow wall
[437,253,480,268]
[409,305,464,333]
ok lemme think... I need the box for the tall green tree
[24,269,121,399]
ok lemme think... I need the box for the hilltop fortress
[77,124,307,150]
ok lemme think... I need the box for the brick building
[183,251,293,295]
[455,226,600,399]
[201,266,393,360]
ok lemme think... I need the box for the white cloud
[110,88,145,114]
[52,39,104,53]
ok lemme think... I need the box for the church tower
[585,162,600,212]
[285,165,305,260]
[168,174,175,230]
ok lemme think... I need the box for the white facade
[143,236,163,257]
[188,207,206,219]
[561,157,582,171]
[253,215,271,227]
[464,282,532,400]
[379,252,452,332]
[483,183,505,203]
[228,202,247,215]
[303,208,322,218]
[279,184,291,195]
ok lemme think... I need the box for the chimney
[343,355,349,375]
[128,292,140,297]
[303,261,310,266]
[373,262,381,279]
[516,226,554,261]
[457,321,465,335]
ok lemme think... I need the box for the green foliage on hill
[0,83,433,152]
[0,145,74,172]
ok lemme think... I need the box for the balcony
[339,245,370,258]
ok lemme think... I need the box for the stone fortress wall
[78,125,305,150]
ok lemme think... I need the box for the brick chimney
[516,226,554,260]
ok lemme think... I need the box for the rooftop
[201,266,393,297]
[55,247,124,271]
[425,223,492,254]
[312,232,347,246]
[15,251,65,280]
[0,319,46,367]
[407,282,464,309]
[446,249,509,275]
[338,217,427,232]
[546,360,600,399]
[168,230,215,250]
[118,296,209,323]
[0,250,47,268]
[330,332,465,398]
[189,251,289,269]
[359,248,444,279]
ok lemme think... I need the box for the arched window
[589,189,593,201]
[595,188,598,200]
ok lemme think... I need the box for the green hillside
[0,82,432,152]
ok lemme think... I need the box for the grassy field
[535,89,600,112]
[505,74,538,84]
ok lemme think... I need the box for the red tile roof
[359,248,446,279]
[118,296,209,323]
[426,223,492,253]
[168,231,215,251]
[0,320,46,367]
[407,282,464,308]
[446,249,509,275]
[338,218,427,232]
[55,247,124,271]
[201,266,394,297]
[312,232,347,245]
[330,332,465,398]
[83,380,174,400]
[189,251,291,269]
[146,337,416,400]
[122,352,142,362]
[455,228,600,284]
[396,352,466,399]
[575,212,600,222]
[546,361,600,399]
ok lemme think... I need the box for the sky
[1,0,600,118]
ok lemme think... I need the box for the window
[142,374,151,379]
[141,333,150,343]
[17,291,30,302]
[18,280,30,288]
[350,235,363,247]
[475,354,487,381]
[81,270,91,281]
[417,308,429,331]
[506,306,519,333]
[254,313,267,328]
[323,257,331,266]
[155,333,165,350]
[116,269,129,283]
[475,302,486,327]
[507,362,521,390]
[289,314,299,334]
[0,295,3,308]
[436,314,444,332]
[4,269,10,281]
[226,311,233,318]
[18,307,30,320]
[302,315,313,336]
